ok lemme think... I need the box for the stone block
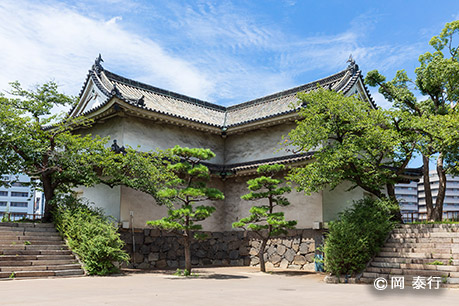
[250,256,260,266]
[283,239,292,248]
[150,229,161,237]
[239,246,250,256]
[270,254,282,264]
[167,260,178,268]
[230,259,244,266]
[267,245,276,256]
[148,253,159,262]
[299,243,310,254]
[229,250,239,260]
[138,262,150,269]
[202,258,212,266]
[265,262,274,270]
[276,244,286,256]
[279,258,289,269]
[133,253,144,264]
[304,253,314,263]
[284,248,295,262]
[293,255,306,265]
[303,263,315,271]
[249,247,259,256]
[156,259,167,268]
[292,243,300,252]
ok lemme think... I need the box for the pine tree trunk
[184,232,192,273]
[434,154,446,221]
[422,154,434,221]
[258,238,268,272]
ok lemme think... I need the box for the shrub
[323,197,396,276]
[52,195,129,275]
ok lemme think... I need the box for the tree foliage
[286,88,415,216]
[323,198,395,276]
[365,20,459,221]
[147,146,224,273]
[0,81,115,221]
[232,164,296,272]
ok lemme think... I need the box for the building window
[0,191,7,196]
[11,182,25,187]
[10,202,28,208]
[11,192,28,197]
[0,201,6,206]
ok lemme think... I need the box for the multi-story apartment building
[0,174,37,220]
[418,171,459,220]
[394,181,419,222]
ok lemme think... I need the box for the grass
[427,260,444,265]
[173,269,199,277]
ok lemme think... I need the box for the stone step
[364,268,449,278]
[393,228,459,233]
[378,252,459,259]
[0,244,68,250]
[0,239,66,245]
[0,254,75,261]
[366,264,459,273]
[0,227,57,233]
[384,242,455,248]
[380,247,453,254]
[388,237,457,243]
[0,249,72,256]
[0,263,82,272]
[0,223,54,228]
[0,259,78,266]
[398,224,459,229]
[391,232,459,239]
[0,269,84,279]
[372,257,455,265]
[0,234,63,240]
[0,232,62,240]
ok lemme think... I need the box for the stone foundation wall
[119,229,324,270]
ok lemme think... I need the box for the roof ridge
[102,69,227,112]
[226,69,348,111]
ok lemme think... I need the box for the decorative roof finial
[346,54,358,75]
[93,53,104,73]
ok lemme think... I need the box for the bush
[323,197,396,276]
[52,195,129,275]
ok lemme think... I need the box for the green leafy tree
[0,81,115,221]
[147,146,224,273]
[232,164,297,272]
[286,88,416,219]
[100,146,178,200]
[365,20,459,221]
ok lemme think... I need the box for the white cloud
[0,1,428,107]
[0,0,213,100]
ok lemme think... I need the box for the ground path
[1,267,458,305]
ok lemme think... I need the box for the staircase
[360,224,459,286]
[0,222,85,280]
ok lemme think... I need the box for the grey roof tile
[75,61,362,128]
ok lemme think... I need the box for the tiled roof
[203,152,315,175]
[74,57,368,128]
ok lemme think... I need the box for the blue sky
[1,0,459,108]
